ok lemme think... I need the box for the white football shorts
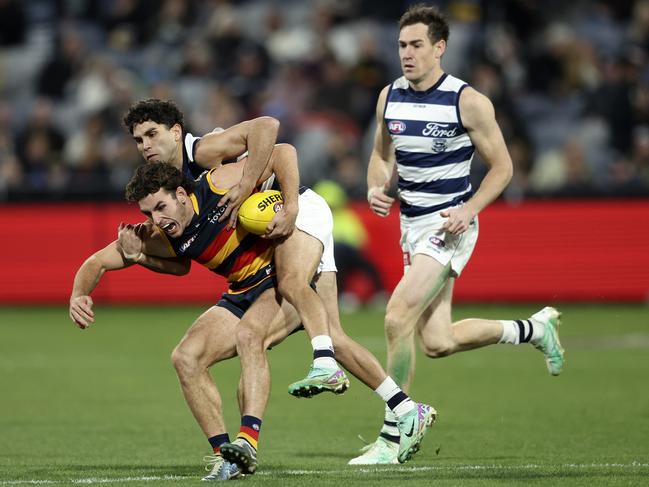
[295,188,337,273]
[400,209,479,277]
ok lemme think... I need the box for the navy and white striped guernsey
[182,130,280,192]
[182,130,219,180]
[384,73,474,218]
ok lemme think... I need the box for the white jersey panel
[399,159,472,183]
[385,103,459,123]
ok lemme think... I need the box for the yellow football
[238,190,284,235]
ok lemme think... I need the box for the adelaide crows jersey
[159,169,275,294]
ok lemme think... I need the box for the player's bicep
[194,123,249,167]
[373,87,395,161]
[460,89,511,170]
[373,121,395,163]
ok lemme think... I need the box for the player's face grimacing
[132,121,181,165]
[138,188,190,238]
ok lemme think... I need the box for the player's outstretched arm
[69,226,189,329]
[441,87,513,235]
[367,86,396,217]
[195,116,280,226]
[69,241,132,329]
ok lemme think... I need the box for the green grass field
[1,304,648,486]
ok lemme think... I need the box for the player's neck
[180,198,195,226]
[169,143,184,169]
[409,67,444,92]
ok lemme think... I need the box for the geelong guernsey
[182,130,278,191]
[384,73,474,218]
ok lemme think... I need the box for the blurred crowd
[1,0,649,202]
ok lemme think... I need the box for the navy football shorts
[217,275,278,319]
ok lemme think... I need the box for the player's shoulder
[459,86,495,126]
[459,85,492,108]
[438,73,468,92]
[376,82,395,115]
[183,131,201,162]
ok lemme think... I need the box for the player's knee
[384,309,410,341]
[421,338,455,358]
[274,142,296,159]
[171,345,199,378]
[277,274,305,304]
[235,323,264,351]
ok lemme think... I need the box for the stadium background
[1,2,648,485]
[1,0,648,304]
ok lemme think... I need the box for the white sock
[379,405,400,443]
[499,319,540,344]
[375,376,416,419]
[499,320,519,344]
[311,335,337,368]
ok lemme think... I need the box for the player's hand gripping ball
[238,190,284,234]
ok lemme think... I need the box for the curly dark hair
[122,98,185,134]
[125,162,195,202]
[399,3,449,44]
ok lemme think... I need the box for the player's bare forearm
[367,152,394,194]
[69,242,131,328]
[463,161,512,216]
[240,116,280,190]
[367,152,396,217]
[214,117,280,226]
[119,249,191,275]
[136,254,191,275]
[117,223,190,275]
[71,256,107,300]
[266,144,299,209]
[261,144,299,238]
[71,242,130,299]
[194,117,278,173]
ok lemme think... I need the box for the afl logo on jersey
[388,120,407,134]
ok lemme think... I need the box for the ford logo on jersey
[388,120,407,134]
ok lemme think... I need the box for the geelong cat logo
[388,120,406,134]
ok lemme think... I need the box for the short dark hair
[399,3,449,45]
[125,162,195,202]
[122,98,185,134]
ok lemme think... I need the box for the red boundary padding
[1,199,647,304]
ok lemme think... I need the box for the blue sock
[208,433,230,454]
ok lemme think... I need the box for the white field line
[1,463,647,485]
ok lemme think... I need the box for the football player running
[352,4,564,465]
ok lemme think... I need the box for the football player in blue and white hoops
[353,3,565,465]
